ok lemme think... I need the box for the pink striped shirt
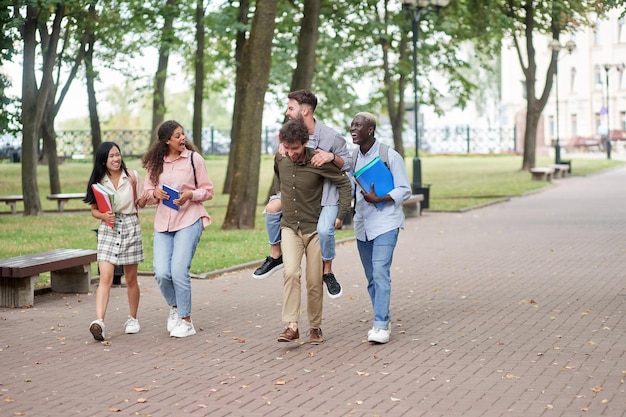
[143,149,214,232]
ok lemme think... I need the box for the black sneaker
[252,255,283,279]
[323,273,342,298]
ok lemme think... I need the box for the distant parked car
[0,134,21,162]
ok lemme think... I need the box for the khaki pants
[280,227,323,328]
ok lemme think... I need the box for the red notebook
[92,183,115,227]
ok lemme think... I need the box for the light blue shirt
[353,139,411,241]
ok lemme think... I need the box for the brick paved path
[1,167,625,417]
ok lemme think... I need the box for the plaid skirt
[97,213,144,265]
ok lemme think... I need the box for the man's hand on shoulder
[278,142,287,157]
[311,149,333,167]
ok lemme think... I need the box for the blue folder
[354,156,394,209]
[162,184,180,211]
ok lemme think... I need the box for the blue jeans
[356,228,399,330]
[317,205,337,262]
[266,205,337,261]
[266,211,282,246]
[153,218,203,318]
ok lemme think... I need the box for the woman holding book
[84,142,146,341]
[141,120,214,338]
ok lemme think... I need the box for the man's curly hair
[279,118,309,145]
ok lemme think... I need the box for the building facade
[501,9,626,155]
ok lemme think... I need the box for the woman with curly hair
[141,120,214,338]
[84,141,146,341]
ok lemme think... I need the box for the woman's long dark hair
[142,120,199,186]
[83,142,129,204]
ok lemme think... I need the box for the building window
[595,65,602,88]
[571,114,577,138]
[593,23,601,46]
[621,111,626,131]
[619,17,626,44]
[595,113,603,134]
[570,67,576,92]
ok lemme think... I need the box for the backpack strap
[352,141,391,172]
[190,151,198,188]
[128,169,140,219]
[378,143,390,168]
[128,170,138,203]
[351,148,359,172]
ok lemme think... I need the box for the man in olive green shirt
[273,119,352,344]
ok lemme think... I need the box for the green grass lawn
[0,154,623,280]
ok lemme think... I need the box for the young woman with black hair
[84,142,146,341]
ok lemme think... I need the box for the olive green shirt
[273,147,352,235]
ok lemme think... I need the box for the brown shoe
[307,327,324,345]
[277,327,299,342]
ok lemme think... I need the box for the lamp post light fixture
[604,63,612,160]
[547,38,576,164]
[401,0,449,200]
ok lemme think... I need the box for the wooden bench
[47,193,86,212]
[0,249,97,308]
[530,167,555,181]
[0,195,23,214]
[550,164,570,179]
[402,194,425,217]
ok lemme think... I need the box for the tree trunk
[38,3,86,192]
[85,3,102,154]
[223,0,249,194]
[390,34,408,158]
[289,0,321,92]
[521,98,541,171]
[519,2,553,172]
[151,0,178,136]
[21,16,43,215]
[41,90,61,194]
[192,0,205,152]
[222,0,278,230]
[381,3,408,158]
[20,5,65,215]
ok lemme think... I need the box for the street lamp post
[401,0,449,201]
[604,64,612,160]
[548,39,576,164]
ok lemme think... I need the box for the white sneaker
[170,320,196,338]
[124,317,140,334]
[367,327,390,344]
[167,307,180,332]
[90,319,106,341]
[368,323,390,338]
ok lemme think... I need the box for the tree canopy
[2,0,620,219]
